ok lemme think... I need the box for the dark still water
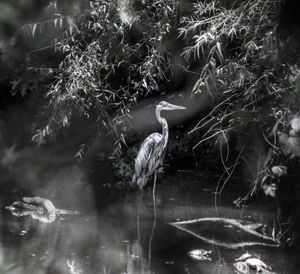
[0,148,299,274]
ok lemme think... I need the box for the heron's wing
[134,133,162,177]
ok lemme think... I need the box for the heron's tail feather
[137,176,148,189]
[130,174,138,188]
[131,174,147,189]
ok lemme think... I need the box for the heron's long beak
[169,103,186,110]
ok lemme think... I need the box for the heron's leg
[148,171,157,265]
[137,189,143,245]
[153,171,157,204]
[152,172,157,222]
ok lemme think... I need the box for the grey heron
[131,101,186,191]
[131,101,185,266]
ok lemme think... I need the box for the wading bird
[131,101,186,192]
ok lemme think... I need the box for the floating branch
[170,217,280,249]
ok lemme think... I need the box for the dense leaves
[30,0,178,155]
[179,0,300,195]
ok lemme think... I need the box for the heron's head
[156,101,186,112]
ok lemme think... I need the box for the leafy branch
[31,0,179,157]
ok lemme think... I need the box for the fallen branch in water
[170,217,280,249]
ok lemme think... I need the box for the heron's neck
[156,109,168,145]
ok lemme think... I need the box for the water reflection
[128,189,156,274]
[0,149,299,273]
[67,259,83,274]
[126,240,150,274]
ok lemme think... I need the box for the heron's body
[132,132,164,189]
[131,101,185,189]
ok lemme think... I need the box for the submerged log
[6,197,79,223]
[170,217,280,249]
